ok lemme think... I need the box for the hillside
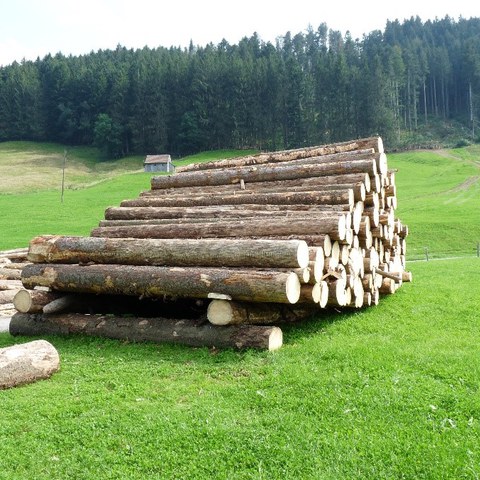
[0,141,479,479]
[0,141,479,255]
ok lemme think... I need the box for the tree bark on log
[9,313,283,351]
[105,204,350,221]
[28,236,310,269]
[176,137,383,172]
[0,267,22,281]
[91,215,347,242]
[141,172,371,198]
[0,340,60,390]
[119,189,355,209]
[21,263,302,304]
[13,289,62,313]
[150,159,377,190]
[207,299,317,325]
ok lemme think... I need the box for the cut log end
[286,272,302,304]
[296,240,310,269]
[266,327,283,351]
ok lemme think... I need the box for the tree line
[0,16,479,158]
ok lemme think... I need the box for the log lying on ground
[91,215,348,242]
[21,263,302,304]
[28,236,310,269]
[151,159,377,190]
[176,136,384,172]
[0,340,60,390]
[9,313,283,351]
[207,299,318,326]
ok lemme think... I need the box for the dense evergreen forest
[0,16,479,157]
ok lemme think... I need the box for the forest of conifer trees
[0,16,479,157]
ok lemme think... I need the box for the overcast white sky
[0,0,479,66]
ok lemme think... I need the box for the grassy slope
[389,145,480,258]
[0,142,479,479]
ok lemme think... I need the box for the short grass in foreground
[1,258,479,479]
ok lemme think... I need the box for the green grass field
[0,142,479,479]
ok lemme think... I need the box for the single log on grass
[150,159,377,190]
[28,236,310,269]
[9,313,283,351]
[207,300,317,325]
[0,340,60,389]
[21,264,302,304]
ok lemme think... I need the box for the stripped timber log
[28,236,310,269]
[151,159,377,190]
[21,264,302,304]
[91,215,347,242]
[176,136,383,172]
[207,300,318,325]
[0,340,60,390]
[9,313,283,351]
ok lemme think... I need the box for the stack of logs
[0,248,29,316]
[10,136,411,350]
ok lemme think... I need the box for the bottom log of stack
[9,313,283,351]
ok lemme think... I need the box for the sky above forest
[1,0,478,66]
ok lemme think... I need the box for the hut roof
[144,154,172,165]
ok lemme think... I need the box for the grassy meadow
[0,141,479,479]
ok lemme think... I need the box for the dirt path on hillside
[434,149,480,192]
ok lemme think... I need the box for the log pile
[11,136,411,350]
[0,248,29,316]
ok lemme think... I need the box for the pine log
[0,340,60,390]
[176,137,383,172]
[0,279,24,291]
[28,236,310,269]
[141,172,371,197]
[327,279,347,307]
[0,290,17,304]
[13,289,63,313]
[21,264,302,304]
[105,204,350,221]
[150,159,377,190]
[119,189,355,209]
[98,209,349,228]
[0,267,22,281]
[9,313,283,351]
[91,215,348,242]
[207,300,317,325]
